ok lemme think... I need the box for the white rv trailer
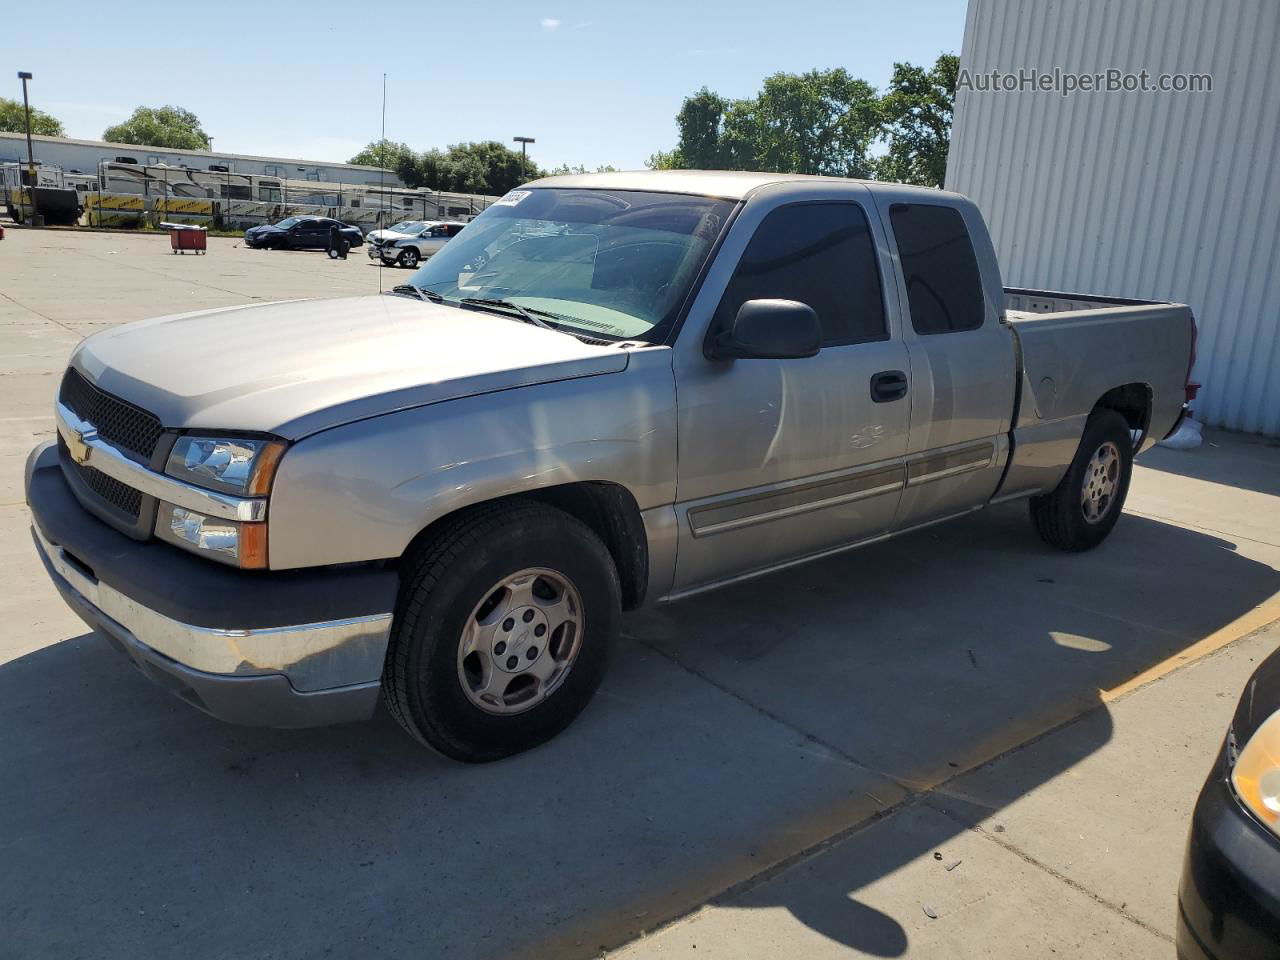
[87,161,497,232]
[1,162,83,224]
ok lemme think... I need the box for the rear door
[875,197,1016,529]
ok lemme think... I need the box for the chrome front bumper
[32,522,393,727]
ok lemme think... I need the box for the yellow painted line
[1102,593,1280,702]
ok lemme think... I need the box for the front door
[299,219,329,248]
[671,193,911,593]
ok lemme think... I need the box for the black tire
[383,500,620,762]
[1029,409,1133,551]
[398,248,420,269]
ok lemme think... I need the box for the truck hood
[70,295,629,439]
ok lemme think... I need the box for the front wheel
[383,501,620,762]
[1029,409,1133,551]
[398,248,420,269]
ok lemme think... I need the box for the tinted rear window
[889,203,985,335]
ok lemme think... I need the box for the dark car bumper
[25,442,399,728]
[1177,740,1280,960]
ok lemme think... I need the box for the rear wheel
[1029,409,1133,551]
[383,501,620,762]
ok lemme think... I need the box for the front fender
[267,349,676,570]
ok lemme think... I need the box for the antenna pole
[379,72,386,292]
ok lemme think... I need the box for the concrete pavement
[1,228,1277,959]
[615,621,1279,959]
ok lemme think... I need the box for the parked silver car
[26,171,1196,761]
[369,220,466,268]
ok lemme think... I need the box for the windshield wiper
[392,283,444,304]
[459,297,558,331]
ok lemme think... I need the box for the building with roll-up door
[945,0,1280,436]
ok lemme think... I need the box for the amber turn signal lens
[1232,710,1280,837]
[247,442,287,496]
[239,522,269,569]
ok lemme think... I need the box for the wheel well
[1093,383,1152,439]
[402,483,649,611]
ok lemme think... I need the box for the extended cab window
[718,203,887,346]
[889,203,985,335]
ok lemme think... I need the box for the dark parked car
[244,216,363,251]
[1178,642,1280,959]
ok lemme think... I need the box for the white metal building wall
[946,0,1280,436]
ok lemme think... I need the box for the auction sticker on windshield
[494,190,531,207]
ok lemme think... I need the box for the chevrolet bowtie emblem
[67,424,97,465]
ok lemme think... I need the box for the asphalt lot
[2,228,1279,959]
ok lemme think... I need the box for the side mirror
[708,299,822,361]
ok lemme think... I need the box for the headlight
[1231,710,1280,837]
[156,503,268,569]
[165,436,285,495]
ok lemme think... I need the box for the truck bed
[1004,286,1170,318]
[994,286,1195,499]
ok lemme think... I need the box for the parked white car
[364,220,429,247]
[369,220,467,268]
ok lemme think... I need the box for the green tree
[349,139,417,176]
[546,163,620,175]
[653,70,881,177]
[353,140,554,194]
[399,141,546,195]
[724,69,881,177]
[645,150,680,170]
[674,87,730,168]
[0,97,64,136]
[876,54,959,187]
[103,105,210,150]
[447,141,534,194]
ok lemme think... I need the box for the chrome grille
[59,367,163,460]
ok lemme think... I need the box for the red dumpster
[166,224,207,255]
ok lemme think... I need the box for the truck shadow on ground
[1,505,1275,959]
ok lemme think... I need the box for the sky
[9,0,968,172]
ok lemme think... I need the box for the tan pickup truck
[26,171,1196,761]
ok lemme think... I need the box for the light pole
[513,136,535,181]
[17,71,42,226]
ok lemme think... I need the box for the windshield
[276,217,301,229]
[389,221,427,234]
[406,188,735,342]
